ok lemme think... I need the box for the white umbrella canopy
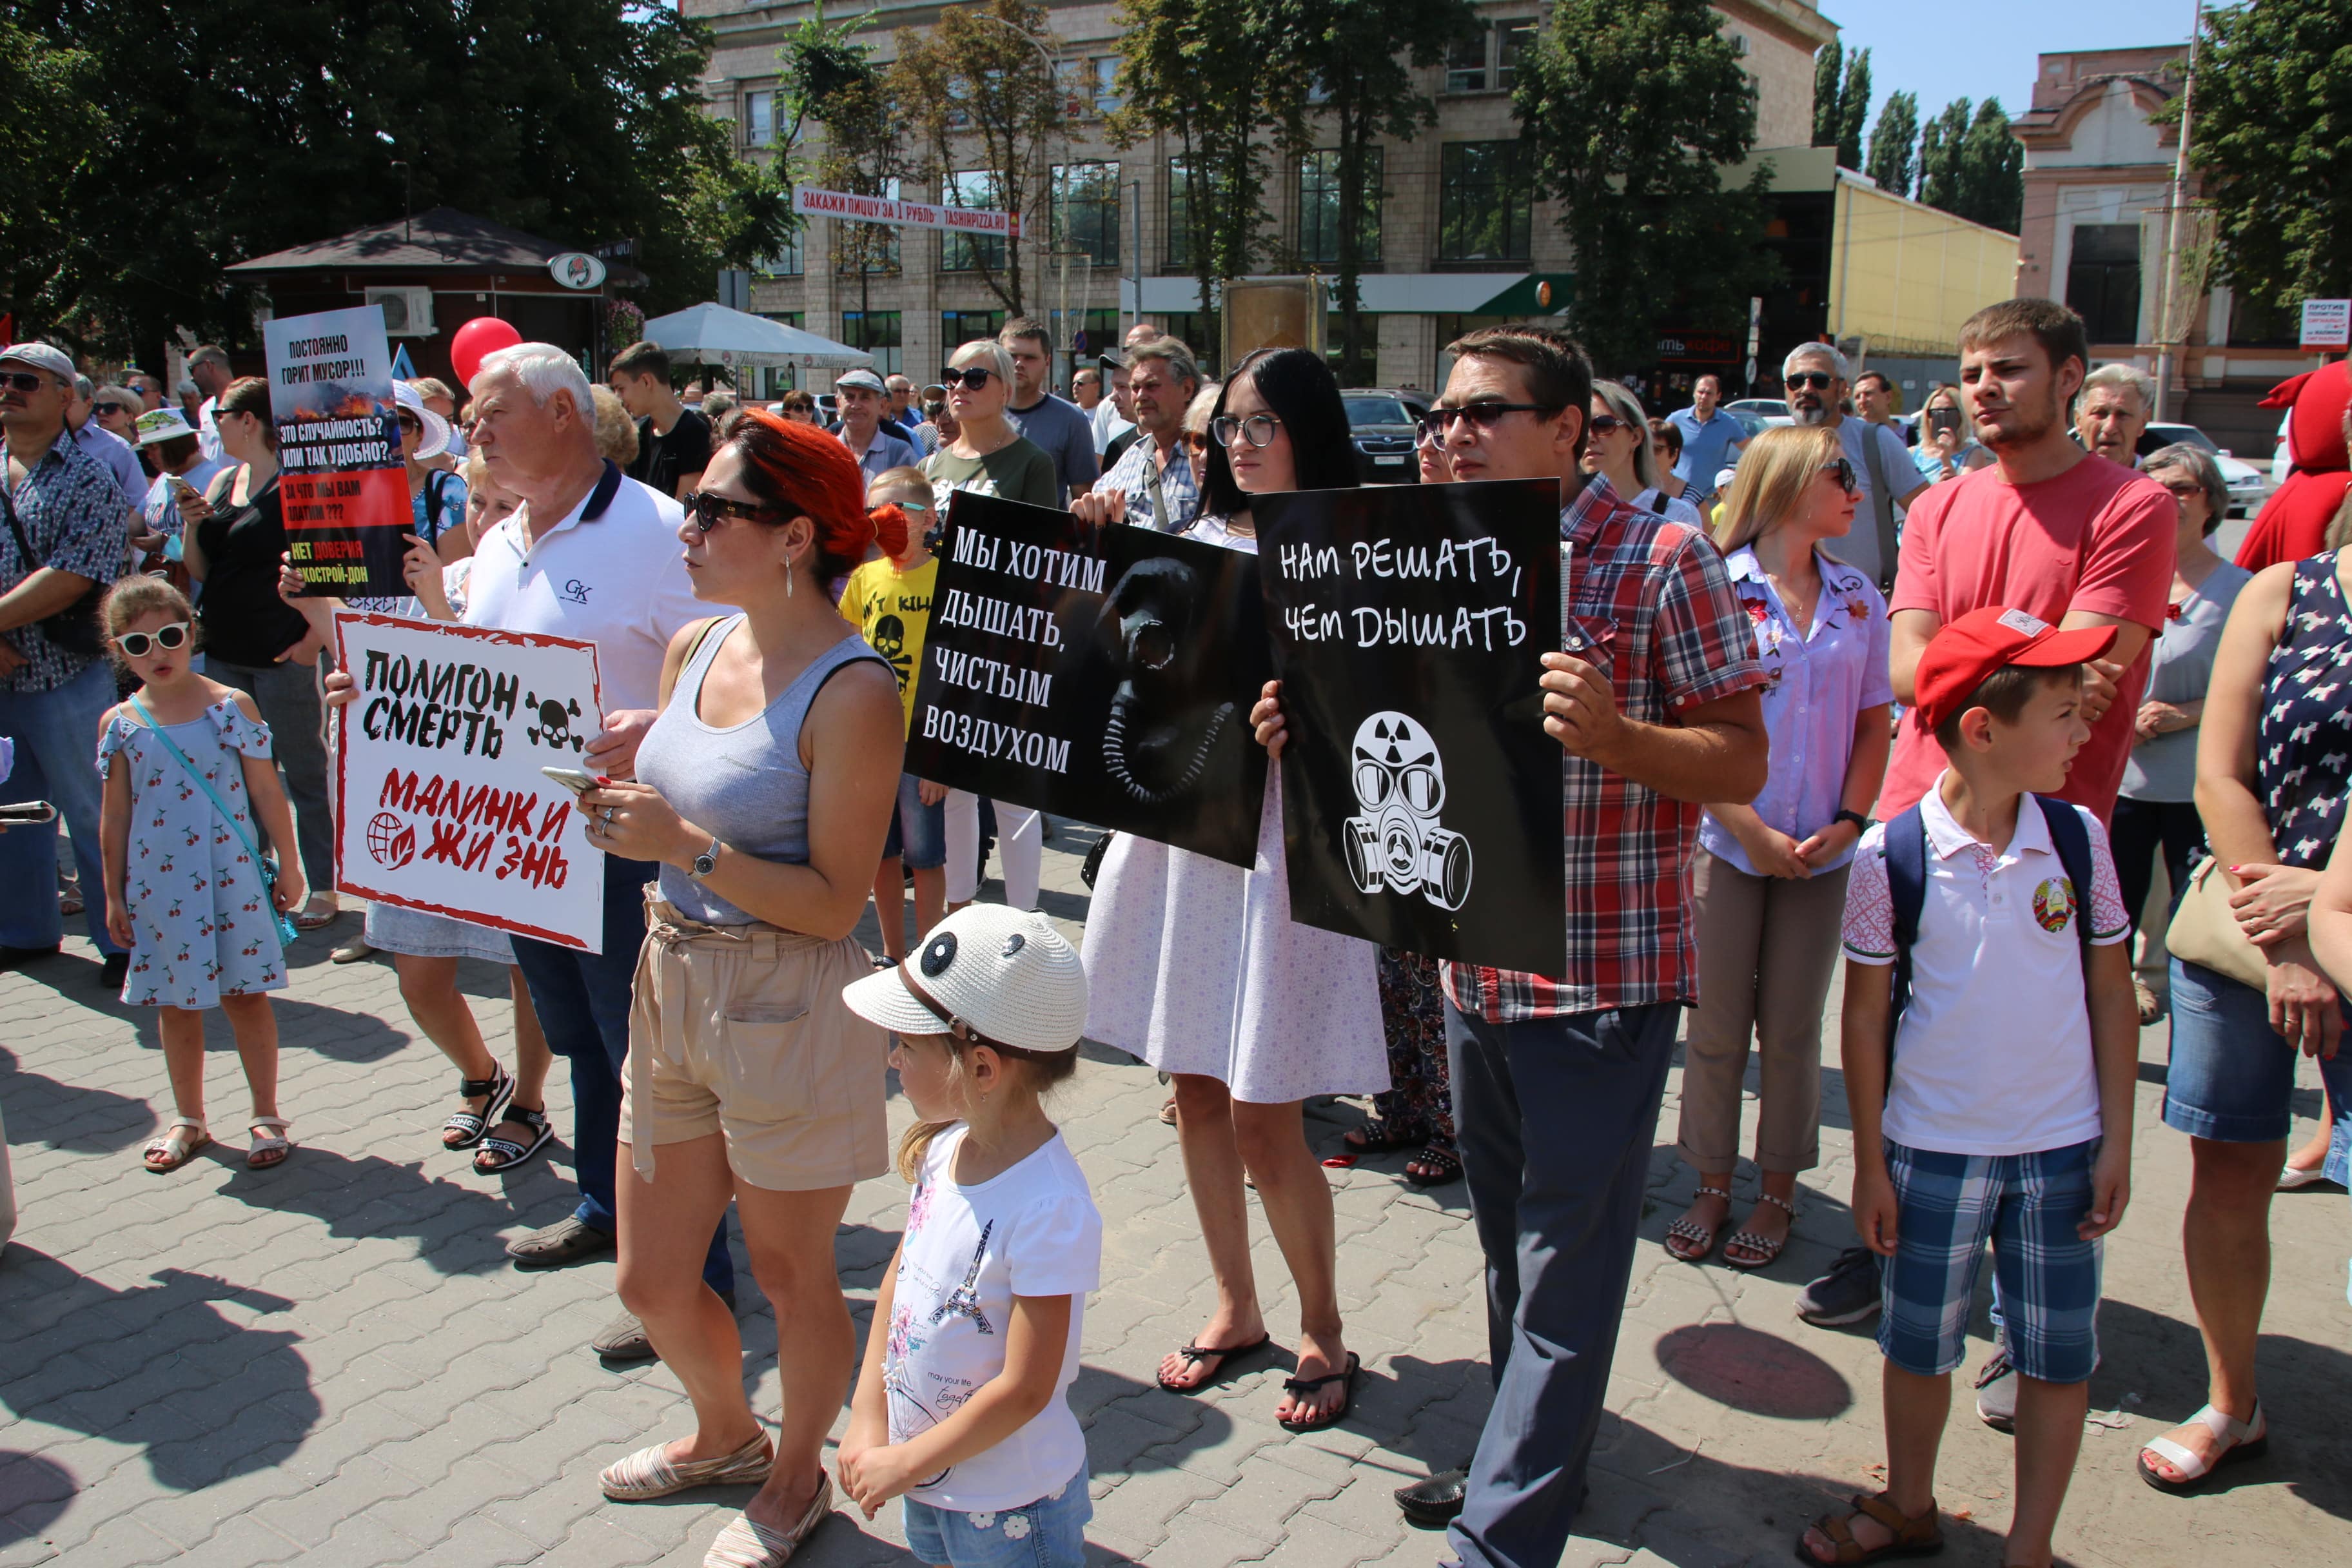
[639,302,873,369]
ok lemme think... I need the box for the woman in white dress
[1072,347,1385,1431]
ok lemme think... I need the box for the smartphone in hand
[540,766,600,795]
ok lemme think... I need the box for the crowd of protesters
[3,291,2347,1568]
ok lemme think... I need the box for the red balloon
[449,316,522,389]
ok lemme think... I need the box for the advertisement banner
[264,306,411,600]
[1255,478,1567,972]
[792,184,1023,238]
[333,613,607,952]
[904,493,1269,867]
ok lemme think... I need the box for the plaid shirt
[3,433,131,693]
[1443,473,1764,1021]
[1098,433,1199,532]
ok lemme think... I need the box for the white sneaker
[1974,1347,2017,1433]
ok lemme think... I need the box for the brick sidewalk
[3,827,2348,1566]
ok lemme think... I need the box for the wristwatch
[1833,810,1873,834]
[687,836,721,880]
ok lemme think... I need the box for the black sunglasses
[1413,402,1561,442]
[1787,371,1837,391]
[115,622,191,657]
[0,371,48,394]
[1823,457,1858,493]
[395,412,423,431]
[681,490,776,534]
[1589,414,1630,436]
[939,366,998,389]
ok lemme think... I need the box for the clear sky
[1823,0,2204,136]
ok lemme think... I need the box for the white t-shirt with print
[886,1125,1102,1513]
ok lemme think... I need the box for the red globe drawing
[368,812,416,870]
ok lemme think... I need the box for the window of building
[834,177,901,274]
[1092,57,1123,115]
[743,89,774,148]
[841,311,902,378]
[1168,158,1231,271]
[759,228,804,277]
[1446,27,1491,93]
[1438,141,1533,264]
[939,311,1008,372]
[1300,148,1383,266]
[1497,22,1538,91]
[1054,162,1121,268]
[1055,59,1087,116]
[941,170,1008,273]
[1063,307,1120,364]
[2065,224,2142,345]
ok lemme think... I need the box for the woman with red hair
[578,409,907,1560]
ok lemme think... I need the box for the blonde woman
[1910,382,1993,484]
[591,385,642,470]
[1666,426,1892,1268]
[1182,381,1220,491]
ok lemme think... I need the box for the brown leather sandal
[1796,1491,1943,1564]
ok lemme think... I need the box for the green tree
[1812,39,1843,150]
[1916,97,1973,214]
[890,0,1066,316]
[2184,0,2352,306]
[0,23,101,343]
[1280,0,1482,382]
[1514,0,1779,373]
[798,22,903,335]
[1954,99,2023,231]
[1866,89,1918,195]
[1836,48,1872,170]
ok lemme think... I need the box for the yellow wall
[1829,181,2021,357]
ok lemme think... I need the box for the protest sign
[333,612,608,952]
[264,306,410,601]
[904,493,1269,867]
[1255,478,1566,972]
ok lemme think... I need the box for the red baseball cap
[1913,607,2117,732]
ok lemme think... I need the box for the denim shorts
[883,772,946,870]
[2164,958,2352,1144]
[1879,1137,2102,1384]
[901,1470,1090,1567]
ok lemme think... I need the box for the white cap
[841,905,1088,1052]
[0,342,75,383]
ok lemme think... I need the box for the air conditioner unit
[366,287,436,337]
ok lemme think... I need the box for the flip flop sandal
[474,1105,555,1173]
[442,1064,515,1150]
[1404,1143,1463,1187]
[1663,1184,1733,1262]
[1796,1491,1943,1564]
[1157,1333,1273,1392]
[1344,1121,1426,1155]
[246,1117,293,1169]
[1277,1351,1362,1433]
[142,1117,209,1172]
[2136,1402,2268,1493]
[1724,1192,1798,1271]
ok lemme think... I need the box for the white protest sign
[792,184,1023,238]
[333,613,607,952]
[2300,299,2350,351]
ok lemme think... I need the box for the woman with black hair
[1083,348,1386,1433]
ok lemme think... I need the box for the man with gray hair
[1087,338,1200,530]
[2073,362,2157,468]
[188,344,233,463]
[64,374,146,516]
[1784,341,1926,591]
[322,343,736,1349]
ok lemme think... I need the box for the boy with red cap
[1800,607,2141,1568]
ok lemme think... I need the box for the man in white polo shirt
[335,342,734,1353]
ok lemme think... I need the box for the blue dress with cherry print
[96,699,288,1008]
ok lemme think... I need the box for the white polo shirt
[462,464,702,712]
[1840,776,2129,1157]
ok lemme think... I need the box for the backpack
[1883,793,2095,1053]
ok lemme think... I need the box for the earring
[785,556,794,598]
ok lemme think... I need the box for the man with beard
[1785,343,1927,593]
[2073,362,2157,467]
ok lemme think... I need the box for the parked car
[1723,398,1793,427]
[1340,388,1431,483]
[2143,421,2273,517]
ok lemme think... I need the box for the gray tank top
[636,616,887,925]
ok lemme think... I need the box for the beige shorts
[620,897,888,1191]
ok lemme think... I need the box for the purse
[2,483,107,658]
[2164,856,2269,992]
[130,694,301,949]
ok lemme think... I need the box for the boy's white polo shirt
[1841,775,2130,1157]
[462,464,703,713]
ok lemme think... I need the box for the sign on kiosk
[2300,299,2351,352]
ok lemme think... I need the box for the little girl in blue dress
[96,577,306,1171]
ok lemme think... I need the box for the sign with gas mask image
[904,491,1271,867]
[1255,478,1567,972]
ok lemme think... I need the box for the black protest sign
[1255,478,1565,972]
[905,492,1269,867]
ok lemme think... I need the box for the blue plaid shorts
[1878,1137,2102,1384]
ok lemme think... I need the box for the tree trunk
[1336,95,1367,384]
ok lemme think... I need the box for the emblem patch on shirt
[2031,876,2077,934]
[560,578,591,604]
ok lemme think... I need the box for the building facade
[685,0,1834,393]
[2014,44,2313,454]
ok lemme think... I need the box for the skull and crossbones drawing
[525,691,585,751]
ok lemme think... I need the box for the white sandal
[143,1117,209,1173]
[246,1117,293,1169]
[2136,1402,2267,1492]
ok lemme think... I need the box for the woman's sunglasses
[681,491,776,534]
[395,412,423,434]
[1588,415,1630,436]
[115,622,191,657]
[1210,413,1283,450]
[1822,458,1859,493]
[1181,431,1211,453]
[939,367,997,389]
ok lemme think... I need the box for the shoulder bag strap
[1884,804,1929,1062]
[128,695,277,876]
[2033,794,2097,977]
[1857,422,1899,596]
[1144,451,1175,533]
[1,482,37,580]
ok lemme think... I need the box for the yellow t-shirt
[837,554,938,733]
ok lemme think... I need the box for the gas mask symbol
[1343,712,1473,912]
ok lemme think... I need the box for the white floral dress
[97,700,288,1007]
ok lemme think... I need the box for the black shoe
[1396,1467,1469,1527]
[99,952,128,988]
[1795,1245,1883,1328]
[0,943,61,970]
[505,1216,616,1269]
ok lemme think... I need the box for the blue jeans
[901,1469,1091,1567]
[1444,1000,1681,1568]
[0,662,126,955]
[510,852,731,1295]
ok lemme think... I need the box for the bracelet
[1833,809,1873,834]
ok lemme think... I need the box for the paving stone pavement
[3,823,2349,1567]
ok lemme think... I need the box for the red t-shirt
[1880,453,2175,823]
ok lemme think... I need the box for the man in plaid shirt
[1257,328,1766,1567]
